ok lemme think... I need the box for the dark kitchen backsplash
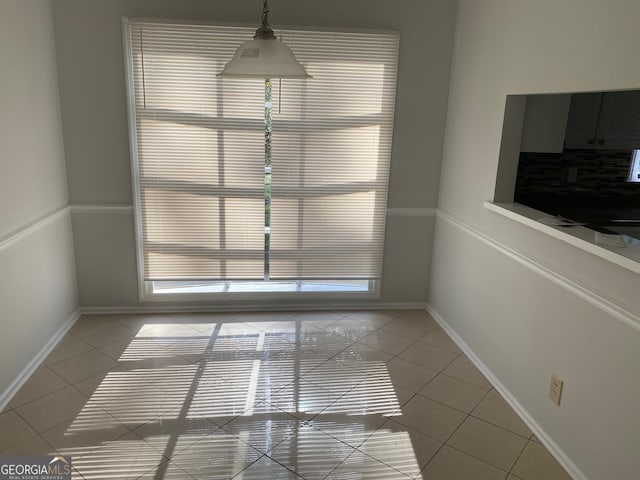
[515,148,640,209]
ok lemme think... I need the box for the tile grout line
[443,442,521,477]
[42,334,96,368]
[300,316,450,478]
[3,309,549,479]
[507,438,536,479]
[414,362,533,478]
[8,367,74,411]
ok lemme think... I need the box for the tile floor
[0,310,572,479]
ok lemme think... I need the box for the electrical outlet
[549,374,563,406]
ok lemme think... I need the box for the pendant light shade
[219,37,311,78]
[219,0,311,79]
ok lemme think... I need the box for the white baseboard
[0,309,81,412]
[81,302,428,315]
[425,303,587,480]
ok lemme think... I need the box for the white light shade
[219,37,311,79]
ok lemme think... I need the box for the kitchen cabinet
[520,94,571,153]
[564,90,640,149]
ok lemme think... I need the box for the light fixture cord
[254,0,276,39]
[261,0,270,30]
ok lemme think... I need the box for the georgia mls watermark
[0,456,72,480]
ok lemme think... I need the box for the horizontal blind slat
[127,20,398,281]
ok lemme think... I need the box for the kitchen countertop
[513,196,640,225]
[484,201,640,274]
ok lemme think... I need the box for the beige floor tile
[49,349,120,384]
[332,342,393,370]
[398,342,459,372]
[255,353,325,380]
[267,380,344,418]
[1,434,54,456]
[6,311,571,480]
[255,320,315,341]
[330,375,403,417]
[343,310,398,328]
[96,335,141,361]
[72,432,169,480]
[393,385,417,406]
[75,323,136,348]
[472,390,532,438]
[136,322,211,339]
[302,359,369,395]
[44,335,94,365]
[391,394,466,442]
[207,317,253,333]
[420,445,507,480]
[68,315,116,334]
[136,459,197,479]
[325,450,410,479]
[396,310,436,321]
[324,317,380,341]
[442,355,492,390]
[289,311,348,327]
[74,366,129,397]
[419,374,488,413]
[420,328,462,354]
[360,419,442,477]
[447,416,527,471]
[171,430,262,480]
[207,334,262,359]
[134,431,220,461]
[9,366,70,407]
[309,415,387,448]
[234,455,302,479]
[42,416,130,458]
[15,386,88,433]
[115,313,177,331]
[297,331,354,357]
[382,315,438,339]
[511,441,571,480]
[85,369,196,428]
[0,410,39,452]
[246,364,297,402]
[270,424,355,480]
[360,330,417,356]
[223,412,303,455]
[119,355,193,372]
[121,335,209,363]
[386,357,438,392]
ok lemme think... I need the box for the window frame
[122,18,397,301]
[628,149,640,183]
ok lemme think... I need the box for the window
[123,20,399,298]
[628,150,640,183]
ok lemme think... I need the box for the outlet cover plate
[549,374,563,406]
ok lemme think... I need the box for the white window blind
[124,19,399,283]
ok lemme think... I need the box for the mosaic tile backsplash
[515,148,640,207]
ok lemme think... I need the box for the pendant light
[219,0,312,79]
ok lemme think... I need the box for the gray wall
[0,0,78,396]
[430,1,640,479]
[51,0,457,307]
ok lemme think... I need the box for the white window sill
[484,202,640,274]
[140,280,380,302]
